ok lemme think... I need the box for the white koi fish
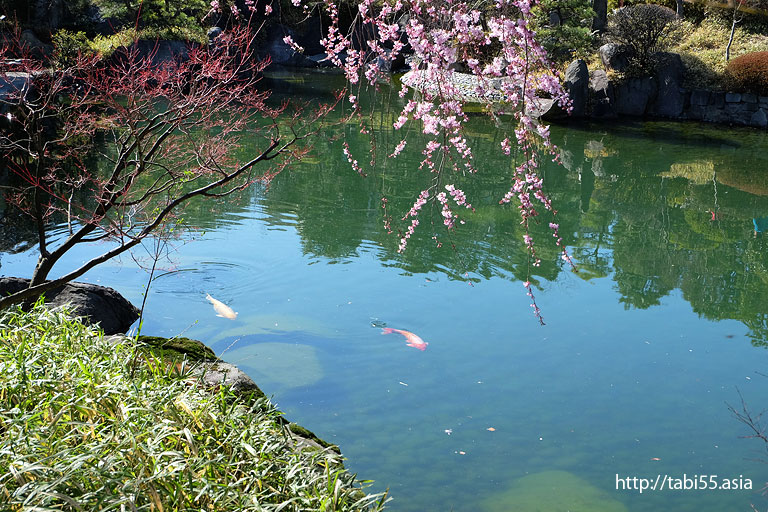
[206,293,238,320]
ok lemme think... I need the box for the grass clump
[0,303,387,511]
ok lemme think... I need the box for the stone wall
[563,56,768,129]
[686,90,768,128]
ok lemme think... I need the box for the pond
[2,71,768,511]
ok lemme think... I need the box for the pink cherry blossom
[289,0,575,320]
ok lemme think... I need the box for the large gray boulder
[20,30,53,60]
[589,70,616,118]
[614,76,657,116]
[599,43,632,73]
[130,40,191,67]
[565,59,589,118]
[193,360,264,394]
[0,277,139,334]
[32,0,65,31]
[649,52,686,117]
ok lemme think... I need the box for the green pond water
[2,71,768,511]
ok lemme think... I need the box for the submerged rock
[220,340,324,389]
[483,470,628,512]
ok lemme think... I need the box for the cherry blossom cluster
[397,188,430,252]
[343,142,366,177]
[523,280,545,325]
[436,183,474,229]
[290,0,574,317]
[209,0,272,20]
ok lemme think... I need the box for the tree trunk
[726,0,745,62]
[676,0,684,17]
[592,0,608,33]
[30,256,55,287]
[726,17,738,62]
[32,0,65,32]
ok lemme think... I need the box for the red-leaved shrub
[726,51,768,96]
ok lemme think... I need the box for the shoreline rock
[0,277,139,334]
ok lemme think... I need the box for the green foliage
[607,4,682,75]
[532,0,596,63]
[54,25,207,64]
[91,0,209,36]
[88,28,138,56]
[51,28,137,60]
[726,50,768,95]
[52,29,92,68]
[0,304,386,511]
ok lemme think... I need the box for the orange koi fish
[381,327,428,351]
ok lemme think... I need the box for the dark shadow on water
[553,118,745,150]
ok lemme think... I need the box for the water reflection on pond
[1,74,768,511]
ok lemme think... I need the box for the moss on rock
[288,422,340,453]
[137,335,217,361]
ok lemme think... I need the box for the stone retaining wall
[564,57,768,129]
[685,90,768,128]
